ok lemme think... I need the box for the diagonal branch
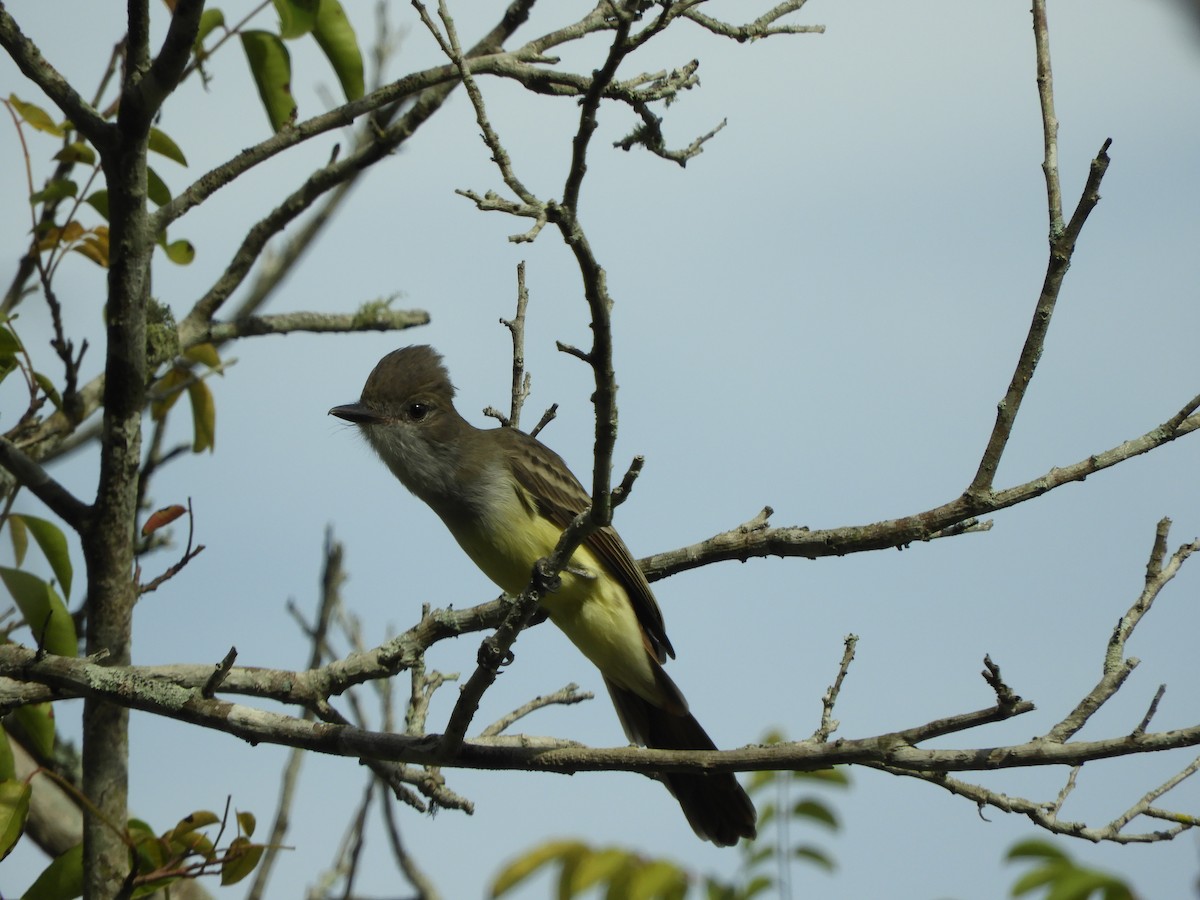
[0,438,92,532]
[641,396,1200,583]
[0,4,112,149]
[967,141,1111,496]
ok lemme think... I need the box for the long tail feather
[605,677,757,847]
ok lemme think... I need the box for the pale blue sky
[3,1,1200,897]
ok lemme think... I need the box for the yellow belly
[444,490,658,702]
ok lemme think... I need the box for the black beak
[329,402,384,424]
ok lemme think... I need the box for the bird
[329,345,756,845]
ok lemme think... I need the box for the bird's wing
[497,426,676,662]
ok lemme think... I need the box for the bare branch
[1032,0,1063,234]
[528,403,558,440]
[0,437,92,532]
[438,586,544,753]
[197,307,431,347]
[480,683,594,738]
[683,1,825,42]
[380,787,441,900]
[1104,524,1199,669]
[812,634,858,742]
[414,0,541,208]
[13,636,1200,783]
[641,403,1200,582]
[503,262,531,427]
[873,764,1193,844]
[968,141,1112,495]
[200,647,238,699]
[125,0,203,127]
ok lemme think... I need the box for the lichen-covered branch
[640,401,1200,581]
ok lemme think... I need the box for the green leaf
[169,810,220,837]
[160,811,217,861]
[12,703,55,758]
[755,803,777,830]
[85,190,109,221]
[566,848,631,894]
[0,324,22,357]
[33,373,63,413]
[130,875,182,900]
[145,166,171,208]
[0,778,30,861]
[7,95,65,136]
[11,515,74,599]
[236,810,256,838]
[21,841,83,900]
[51,143,95,166]
[312,0,364,101]
[166,827,214,861]
[128,816,186,899]
[490,840,587,897]
[159,237,195,265]
[625,860,687,900]
[703,878,737,900]
[187,378,216,453]
[1007,839,1068,862]
[1011,864,1064,896]
[1044,870,1123,900]
[194,8,225,51]
[273,0,319,39]
[183,343,221,370]
[791,798,838,830]
[240,31,297,132]
[128,818,166,872]
[0,327,21,389]
[148,128,187,166]
[793,844,836,873]
[220,836,264,886]
[745,769,774,794]
[0,730,15,781]
[0,567,77,656]
[150,367,188,421]
[741,875,775,899]
[8,512,29,567]
[30,180,78,206]
[0,355,17,386]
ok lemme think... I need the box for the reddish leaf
[142,505,186,537]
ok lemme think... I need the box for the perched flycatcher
[329,345,756,845]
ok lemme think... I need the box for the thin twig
[138,498,205,594]
[480,683,593,737]
[248,532,346,900]
[201,647,238,698]
[504,262,531,428]
[1032,0,1063,235]
[812,634,858,742]
[380,786,441,900]
[966,1,1113,495]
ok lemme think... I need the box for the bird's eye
[407,402,429,421]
